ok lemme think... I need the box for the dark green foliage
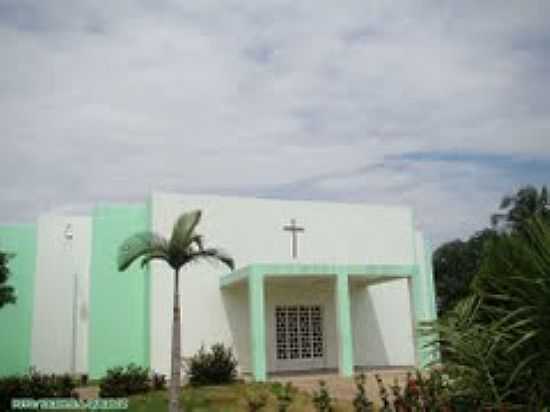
[352,373,373,412]
[433,229,497,315]
[151,372,166,391]
[426,217,550,410]
[435,185,549,316]
[0,251,16,309]
[0,369,76,411]
[117,210,234,273]
[312,380,333,412]
[491,185,550,232]
[99,364,150,397]
[188,343,238,386]
[270,382,295,412]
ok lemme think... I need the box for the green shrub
[270,382,295,412]
[187,343,238,386]
[0,369,76,411]
[352,373,373,412]
[312,380,333,412]
[152,372,166,391]
[99,364,150,397]
[424,217,550,410]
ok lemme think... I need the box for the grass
[125,383,357,412]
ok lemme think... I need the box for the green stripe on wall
[89,204,150,378]
[0,224,37,376]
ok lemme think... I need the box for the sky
[0,0,549,246]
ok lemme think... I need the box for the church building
[0,193,438,381]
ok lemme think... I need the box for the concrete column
[248,269,266,381]
[335,272,354,376]
[411,232,438,367]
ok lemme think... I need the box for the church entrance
[273,305,326,371]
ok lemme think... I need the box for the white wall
[221,282,250,373]
[150,193,417,374]
[31,215,91,374]
[351,279,416,367]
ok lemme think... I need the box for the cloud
[0,0,548,245]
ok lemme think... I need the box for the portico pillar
[335,272,354,377]
[411,233,438,368]
[248,269,266,381]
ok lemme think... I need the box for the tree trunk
[169,268,182,412]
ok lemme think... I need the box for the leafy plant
[424,217,550,410]
[187,343,238,386]
[99,364,150,397]
[0,369,76,411]
[118,209,234,412]
[312,380,333,412]
[375,374,392,412]
[244,384,269,412]
[352,373,373,412]
[491,185,550,232]
[271,382,295,412]
[152,372,166,391]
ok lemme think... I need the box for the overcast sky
[1,1,549,245]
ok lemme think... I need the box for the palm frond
[140,250,170,268]
[117,232,169,271]
[169,210,202,255]
[190,234,204,251]
[187,248,235,270]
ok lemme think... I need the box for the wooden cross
[283,218,305,259]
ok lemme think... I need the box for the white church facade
[0,193,438,380]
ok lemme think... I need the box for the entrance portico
[220,263,435,381]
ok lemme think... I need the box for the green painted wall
[89,204,150,378]
[0,224,37,376]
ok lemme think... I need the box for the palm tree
[491,185,549,232]
[117,210,234,412]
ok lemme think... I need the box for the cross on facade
[283,218,305,259]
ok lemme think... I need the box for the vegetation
[187,343,238,386]
[117,209,234,412]
[491,185,549,232]
[434,184,549,315]
[243,384,270,411]
[0,369,76,411]
[99,364,151,397]
[352,374,373,412]
[433,228,497,315]
[271,382,296,412]
[0,251,16,309]
[124,383,343,412]
[152,372,167,391]
[312,380,333,412]
[425,217,550,410]
[374,370,455,412]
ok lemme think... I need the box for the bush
[424,217,550,410]
[187,343,238,386]
[99,364,150,397]
[312,380,333,412]
[270,382,296,412]
[353,374,373,412]
[152,372,166,391]
[0,369,76,411]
